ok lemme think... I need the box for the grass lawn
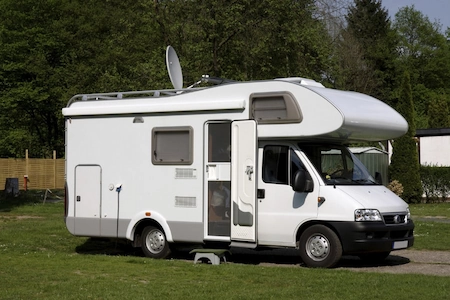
[0,192,449,299]
[409,202,450,251]
[410,202,450,218]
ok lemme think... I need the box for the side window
[250,92,302,124]
[152,127,193,165]
[263,146,288,184]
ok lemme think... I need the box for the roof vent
[275,77,324,87]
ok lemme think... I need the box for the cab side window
[263,146,288,184]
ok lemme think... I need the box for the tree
[0,0,165,157]
[334,0,398,103]
[393,5,450,129]
[153,0,334,84]
[389,71,422,203]
[427,94,450,128]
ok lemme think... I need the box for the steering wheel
[330,169,346,179]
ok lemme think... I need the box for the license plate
[393,240,408,249]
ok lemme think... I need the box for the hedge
[420,165,450,203]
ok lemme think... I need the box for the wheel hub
[306,235,329,261]
[146,230,165,253]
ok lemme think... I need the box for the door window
[206,122,231,237]
[208,123,231,163]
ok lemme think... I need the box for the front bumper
[330,220,414,254]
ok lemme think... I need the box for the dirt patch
[222,248,450,276]
[0,215,43,220]
[338,250,450,276]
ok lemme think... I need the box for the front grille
[383,214,407,225]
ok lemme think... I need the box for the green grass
[409,203,450,251]
[410,202,450,218]
[0,192,449,299]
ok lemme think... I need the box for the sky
[381,0,450,32]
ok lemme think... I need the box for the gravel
[339,249,450,276]
[224,248,450,276]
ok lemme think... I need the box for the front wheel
[299,225,342,268]
[141,226,171,259]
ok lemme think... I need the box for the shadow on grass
[0,190,63,212]
[75,238,142,257]
[227,248,411,269]
[74,239,411,269]
[337,253,410,268]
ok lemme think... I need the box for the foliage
[393,5,450,129]
[389,72,422,203]
[420,165,450,203]
[155,0,334,83]
[0,0,335,157]
[0,0,167,157]
[387,180,403,197]
[334,0,398,104]
[1,1,450,158]
[427,94,450,128]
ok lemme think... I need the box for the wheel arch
[127,211,173,245]
[295,220,342,248]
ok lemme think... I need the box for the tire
[358,251,391,263]
[299,225,342,268]
[141,226,171,259]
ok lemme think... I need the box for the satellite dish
[166,46,183,89]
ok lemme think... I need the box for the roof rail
[66,87,207,107]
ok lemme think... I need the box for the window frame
[250,91,302,124]
[151,126,194,165]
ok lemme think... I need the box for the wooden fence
[0,150,64,190]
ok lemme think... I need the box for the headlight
[406,207,411,221]
[355,209,382,221]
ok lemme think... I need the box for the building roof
[416,128,450,137]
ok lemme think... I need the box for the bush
[420,165,450,203]
[387,180,404,197]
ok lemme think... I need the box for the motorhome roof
[62,79,408,142]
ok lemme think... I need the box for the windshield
[298,143,378,185]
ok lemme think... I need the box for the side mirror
[293,169,314,193]
[375,172,383,185]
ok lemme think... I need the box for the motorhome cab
[62,48,414,268]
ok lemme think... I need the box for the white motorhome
[62,48,414,268]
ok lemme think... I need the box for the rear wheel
[299,225,342,268]
[141,226,171,259]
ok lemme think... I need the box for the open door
[205,122,232,239]
[230,120,257,245]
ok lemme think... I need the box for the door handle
[245,166,254,180]
[257,189,265,199]
[76,195,81,202]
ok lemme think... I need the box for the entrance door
[74,165,101,236]
[205,122,232,238]
[230,120,257,244]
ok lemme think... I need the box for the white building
[416,128,450,166]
